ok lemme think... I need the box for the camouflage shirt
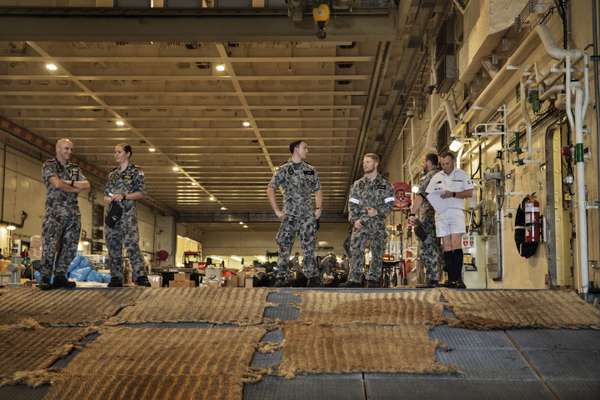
[269,160,321,217]
[418,167,440,219]
[42,158,86,210]
[104,163,145,211]
[348,174,395,224]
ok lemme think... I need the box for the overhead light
[411,185,420,193]
[239,221,244,225]
[6,225,16,231]
[242,121,251,128]
[449,138,463,152]
[209,196,216,201]
[191,181,199,186]
[243,225,249,229]
[148,147,156,152]
[172,166,180,172]
[115,120,125,127]
[45,63,58,71]
[215,64,226,72]
[220,206,227,211]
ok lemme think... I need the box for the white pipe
[575,88,589,294]
[452,0,465,15]
[519,72,534,162]
[582,54,590,121]
[536,24,583,61]
[539,84,565,100]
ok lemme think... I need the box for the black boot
[135,275,152,287]
[453,249,466,289]
[108,276,123,288]
[340,280,362,288]
[38,276,53,291]
[425,279,439,288]
[274,278,291,287]
[306,276,321,287]
[365,279,380,288]
[52,275,76,289]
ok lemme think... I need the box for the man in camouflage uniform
[410,153,443,287]
[343,153,395,288]
[40,139,90,290]
[104,144,150,287]
[267,140,322,287]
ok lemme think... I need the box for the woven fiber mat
[112,287,273,325]
[295,290,443,326]
[0,324,93,387]
[441,289,600,329]
[0,288,143,326]
[45,326,266,400]
[278,323,453,378]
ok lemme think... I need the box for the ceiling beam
[0,10,396,42]
[0,91,368,97]
[0,105,364,111]
[0,56,373,63]
[0,74,369,81]
[177,211,348,224]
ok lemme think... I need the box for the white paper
[426,191,448,214]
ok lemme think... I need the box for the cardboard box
[169,279,195,288]
[237,271,246,287]
[225,275,238,287]
[173,272,189,282]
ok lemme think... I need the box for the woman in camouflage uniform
[103,144,150,287]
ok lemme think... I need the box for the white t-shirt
[426,168,474,210]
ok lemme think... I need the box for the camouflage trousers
[348,220,387,283]
[40,208,81,278]
[275,214,318,280]
[418,217,443,282]
[105,207,146,281]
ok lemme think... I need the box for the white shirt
[426,168,474,211]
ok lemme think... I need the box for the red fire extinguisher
[524,195,541,243]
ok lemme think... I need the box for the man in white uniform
[426,151,473,288]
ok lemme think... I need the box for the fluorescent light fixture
[449,139,463,152]
[243,225,249,229]
[215,64,226,72]
[6,225,16,231]
[172,166,180,172]
[148,147,156,152]
[220,206,227,211]
[242,121,251,127]
[45,63,58,71]
[191,181,199,186]
[239,221,244,225]
[115,120,125,127]
[209,196,216,201]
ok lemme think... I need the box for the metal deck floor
[1,288,599,400]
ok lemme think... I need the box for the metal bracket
[586,200,600,209]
